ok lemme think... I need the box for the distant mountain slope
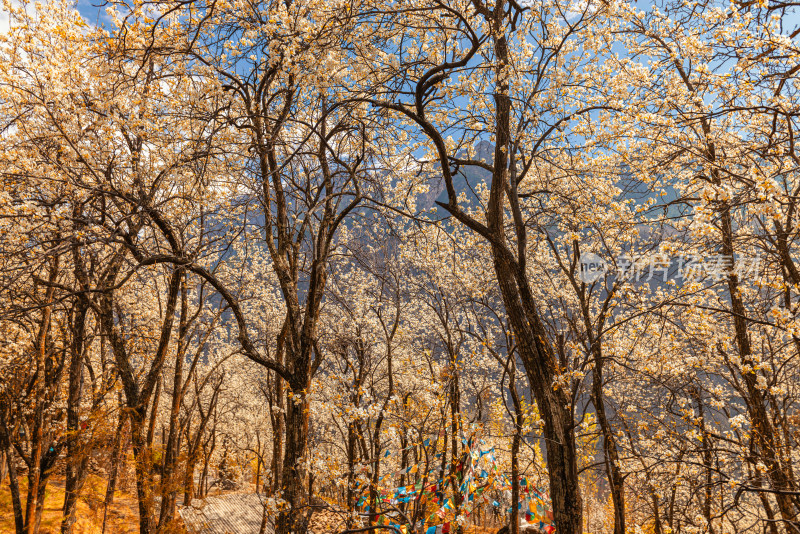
[417,141,494,214]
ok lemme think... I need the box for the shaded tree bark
[61,293,90,534]
[100,267,182,534]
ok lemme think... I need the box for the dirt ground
[0,474,158,534]
[0,477,503,534]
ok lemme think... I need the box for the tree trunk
[99,265,181,534]
[200,429,217,499]
[24,413,44,534]
[0,450,7,485]
[481,13,584,533]
[25,263,57,534]
[591,361,625,534]
[269,338,285,496]
[1,420,24,534]
[651,490,663,534]
[259,499,271,534]
[102,410,127,534]
[34,472,49,534]
[130,412,157,534]
[509,359,522,534]
[183,457,197,507]
[269,379,284,495]
[146,378,161,452]
[62,297,89,534]
[398,422,409,516]
[450,366,463,528]
[159,275,189,529]
[683,62,799,527]
[491,251,583,534]
[276,384,311,534]
[346,422,357,528]
[721,206,799,526]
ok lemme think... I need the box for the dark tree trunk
[62,296,89,534]
[269,329,287,495]
[159,274,189,530]
[450,366,463,527]
[24,410,44,534]
[33,470,49,534]
[183,457,197,506]
[651,490,664,534]
[491,250,583,534]
[591,359,625,534]
[183,381,222,506]
[146,378,161,451]
[677,61,799,526]
[100,267,182,534]
[0,450,7,485]
[130,412,157,534]
[398,418,409,516]
[0,419,24,534]
[486,25,584,524]
[346,422,357,528]
[25,264,57,534]
[276,379,311,534]
[412,5,586,530]
[200,428,217,499]
[102,410,127,534]
[509,361,522,534]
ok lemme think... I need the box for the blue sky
[76,0,113,27]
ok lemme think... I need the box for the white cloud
[0,7,10,34]
[0,1,22,35]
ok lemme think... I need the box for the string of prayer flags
[356,436,555,532]
[424,522,451,534]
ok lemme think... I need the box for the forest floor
[0,476,502,534]
[0,474,145,534]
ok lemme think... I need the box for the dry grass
[0,478,499,534]
[0,474,179,534]
[465,526,502,534]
